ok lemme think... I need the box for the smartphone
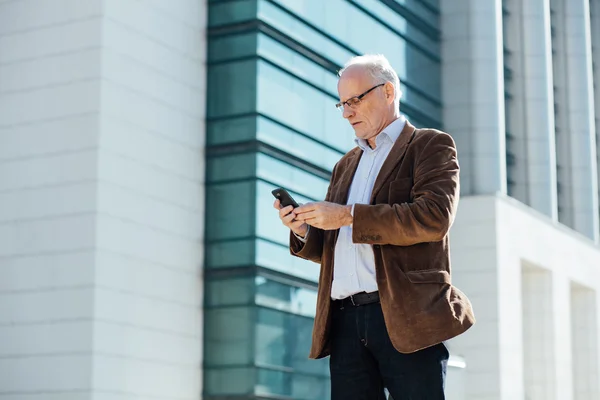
[271,187,299,208]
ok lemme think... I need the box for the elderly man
[274,54,475,400]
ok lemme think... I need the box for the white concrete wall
[0,1,207,399]
[446,197,502,399]
[445,357,467,400]
[448,195,600,400]
[0,1,103,398]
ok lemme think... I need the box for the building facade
[1,1,600,400]
[204,0,447,398]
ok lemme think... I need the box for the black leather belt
[335,291,380,306]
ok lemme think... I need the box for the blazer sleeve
[352,132,459,246]
[288,161,340,263]
[289,226,324,264]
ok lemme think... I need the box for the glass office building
[204,1,442,398]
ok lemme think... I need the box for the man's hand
[294,202,353,230]
[273,199,309,238]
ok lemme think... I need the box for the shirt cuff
[293,226,310,242]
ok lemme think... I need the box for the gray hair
[338,54,402,107]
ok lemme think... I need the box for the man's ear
[385,82,395,103]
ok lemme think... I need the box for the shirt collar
[354,115,407,150]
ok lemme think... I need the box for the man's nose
[342,106,354,119]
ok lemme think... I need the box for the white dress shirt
[330,115,406,299]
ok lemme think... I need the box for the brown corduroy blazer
[289,121,475,359]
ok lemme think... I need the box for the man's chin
[352,126,365,135]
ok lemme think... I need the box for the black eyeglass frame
[335,83,385,111]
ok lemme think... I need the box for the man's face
[337,66,392,141]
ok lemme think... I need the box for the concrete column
[0,0,207,398]
[441,0,507,196]
[504,0,558,219]
[571,283,599,400]
[552,0,600,241]
[590,0,600,242]
[552,274,574,399]
[522,266,556,400]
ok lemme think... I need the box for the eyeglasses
[335,83,385,112]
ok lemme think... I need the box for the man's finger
[295,202,318,214]
[279,205,294,218]
[282,211,296,224]
[296,210,317,221]
[273,199,281,209]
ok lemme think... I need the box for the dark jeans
[329,300,448,400]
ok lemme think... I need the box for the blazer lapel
[369,121,417,203]
[328,147,362,247]
[332,147,362,205]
